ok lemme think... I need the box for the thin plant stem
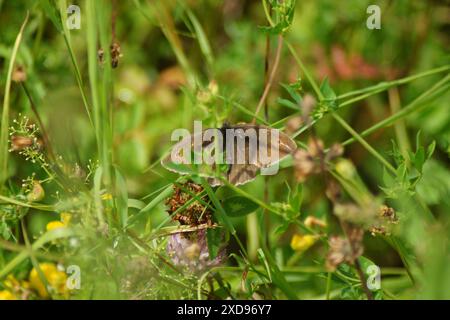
[341,74,450,146]
[21,83,55,161]
[21,219,52,299]
[252,35,284,123]
[332,113,396,174]
[286,41,323,99]
[337,65,450,100]
[388,87,411,160]
[354,259,373,300]
[59,0,94,128]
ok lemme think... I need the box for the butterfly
[161,123,297,186]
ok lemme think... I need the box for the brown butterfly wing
[161,124,297,186]
[227,163,259,186]
[230,124,297,168]
[161,130,229,182]
[220,124,297,185]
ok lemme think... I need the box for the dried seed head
[308,138,324,157]
[285,116,303,135]
[325,179,342,202]
[293,138,326,182]
[10,135,34,151]
[379,205,398,224]
[369,206,398,236]
[197,80,219,104]
[300,94,316,125]
[293,148,316,182]
[110,42,121,68]
[369,226,386,236]
[97,48,104,65]
[326,227,364,271]
[12,65,27,82]
[165,181,213,227]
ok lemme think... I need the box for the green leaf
[341,286,362,299]
[222,196,259,217]
[426,141,436,160]
[185,8,214,67]
[127,199,146,210]
[39,0,63,32]
[0,219,11,240]
[288,183,303,213]
[390,140,404,166]
[413,146,425,173]
[127,184,174,227]
[312,78,338,119]
[277,98,300,111]
[273,221,290,235]
[319,77,337,101]
[206,227,222,259]
[281,82,302,105]
[257,248,298,299]
[114,167,128,228]
[260,0,296,35]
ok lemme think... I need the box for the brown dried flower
[285,94,317,136]
[293,138,343,182]
[325,179,342,202]
[300,94,316,125]
[110,42,121,68]
[285,116,303,135]
[97,42,122,68]
[165,181,212,226]
[12,65,27,82]
[97,48,104,65]
[10,135,34,151]
[326,226,364,271]
[369,205,398,236]
[379,205,398,223]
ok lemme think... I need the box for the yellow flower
[60,212,72,225]
[21,280,31,290]
[0,290,16,300]
[4,274,20,289]
[46,212,72,232]
[2,274,31,300]
[29,263,68,299]
[46,221,65,231]
[101,193,112,200]
[290,234,318,253]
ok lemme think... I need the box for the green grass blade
[0,13,29,186]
